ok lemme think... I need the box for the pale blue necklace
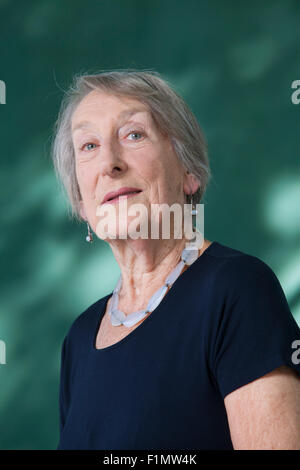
[108,242,201,327]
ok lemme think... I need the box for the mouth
[102,189,142,204]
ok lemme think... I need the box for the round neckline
[92,240,218,353]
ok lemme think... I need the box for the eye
[80,142,98,152]
[127,130,144,141]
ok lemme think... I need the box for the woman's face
[71,90,198,240]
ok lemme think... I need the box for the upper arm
[210,255,300,403]
[224,365,300,450]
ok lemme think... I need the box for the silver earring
[190,194,198,232]
[86,223,93,243]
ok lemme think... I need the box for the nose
[98,139,128,178]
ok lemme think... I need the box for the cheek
[158,159,184,199]
[139,147,167,180]
[151,146,183,185]
[76,164,96,197]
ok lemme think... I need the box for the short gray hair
[51,69,211,220]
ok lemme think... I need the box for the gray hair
[51,68,211,220]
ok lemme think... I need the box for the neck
[107,235,203,313]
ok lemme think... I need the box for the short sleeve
[57,335,69,447]
[211,255,300,400]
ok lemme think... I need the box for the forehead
[71,90,151,129]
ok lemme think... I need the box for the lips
[102,187,142,204]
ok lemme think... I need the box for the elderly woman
[52,70,300,450]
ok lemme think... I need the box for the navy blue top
[57,241,300,450]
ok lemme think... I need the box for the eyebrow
[72,107,147,133]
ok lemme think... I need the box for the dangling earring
[86,222,93,243]
[190,194,198,233]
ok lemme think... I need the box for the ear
[79,200,87,221]
[183,171,200,197]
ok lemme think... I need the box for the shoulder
[205,240,281,294]
[206,243,300,402]
[202,240,295,331]
[205,242,299,353]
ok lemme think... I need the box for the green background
[0,0,299,449]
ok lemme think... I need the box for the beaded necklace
[108,242,201,327]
